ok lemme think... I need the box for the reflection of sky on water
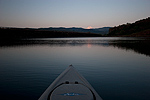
[0,37,150,100]
[1,37,149,56]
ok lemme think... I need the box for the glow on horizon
[86,26,93,29]
[0,0,150,28]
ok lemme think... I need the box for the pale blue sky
[0,0,150,28]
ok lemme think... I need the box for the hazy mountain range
[39,27,111,35]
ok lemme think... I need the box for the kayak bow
[38,65,103,100]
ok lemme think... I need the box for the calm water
[0,37,150,100]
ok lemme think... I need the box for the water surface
[0,37,150,100]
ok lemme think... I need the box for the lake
[0,37,150,100]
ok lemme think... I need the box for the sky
[0,0,150,28]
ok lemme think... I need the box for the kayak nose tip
[69,64,73,67]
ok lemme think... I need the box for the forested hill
[108,17,150,37]
[0,28,102,40]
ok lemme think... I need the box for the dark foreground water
[0,37,150,100]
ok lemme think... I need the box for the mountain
[0,27,111,40]
[108,17,150,37]
[0,27,102,40]
[39,27,111,35]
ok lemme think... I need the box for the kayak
[38,65,103,100]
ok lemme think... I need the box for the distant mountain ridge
[108,17,150,37]
[0,27,103,40]
[39,27,111,35]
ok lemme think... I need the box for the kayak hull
[38,65,103,100]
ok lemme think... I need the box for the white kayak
[38,65,103,100]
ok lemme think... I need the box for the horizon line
[0,26,112,29]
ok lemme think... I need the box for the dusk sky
[0,0,150,28]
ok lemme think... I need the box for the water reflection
[109,39,150,56]
[87,43,92,48]
[1,37,150,100]
[0,37,150,56]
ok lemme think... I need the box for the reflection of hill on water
[0,39,109,47]
[0,38,150,57]
[109,40,150,56]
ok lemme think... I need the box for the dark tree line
[108,17,150,37]
[0,28,102,40]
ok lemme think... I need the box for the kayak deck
[38,65,103,100]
